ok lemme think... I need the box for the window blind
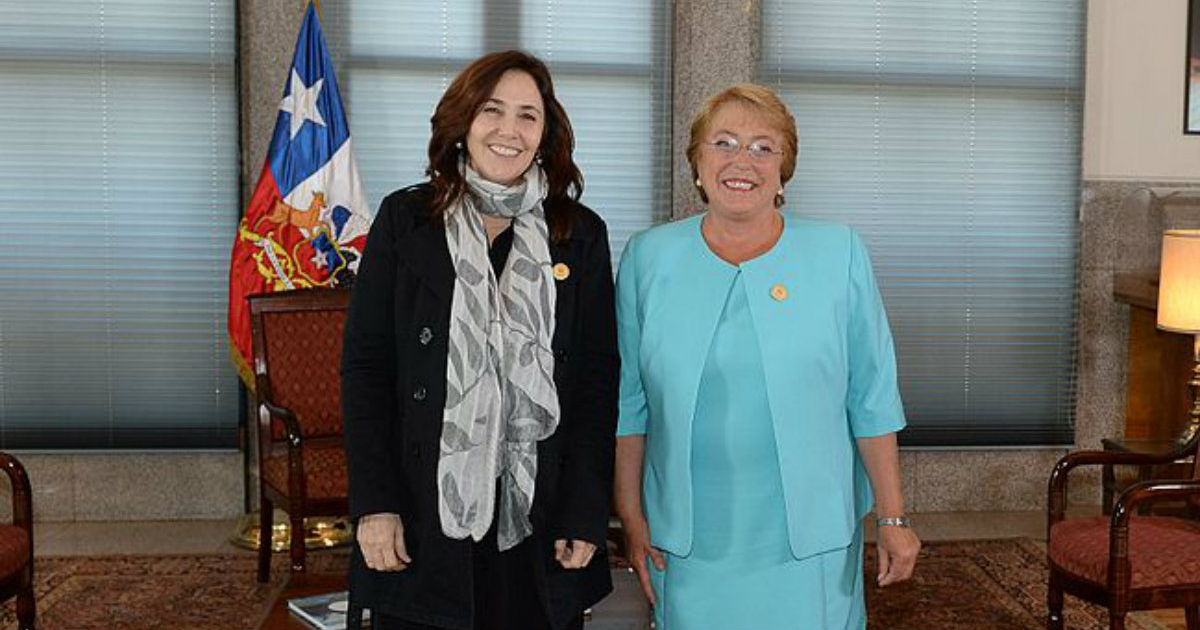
[322,0,671,267]
[762,0,1084,446]
[0,1,239,448]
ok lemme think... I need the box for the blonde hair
[686,83,799,204]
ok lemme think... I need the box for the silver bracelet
[875,515,912,528]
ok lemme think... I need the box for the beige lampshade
[1157,230,1200,333]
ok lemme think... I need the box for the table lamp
[1156,229,1200,445]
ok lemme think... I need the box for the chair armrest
[258,399,304,449]
[252,372,303,449]
[0,453,33,536]
[1059,449,1187,472]
[1105,479,1200,593]
[257,400,313,501]
[1046,449,1180,529]
[1111,479,1200,527]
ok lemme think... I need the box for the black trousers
[373,525,584,630]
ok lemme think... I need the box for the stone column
[236,0,310,510]
[671,0,761,218]
[239,0,311,206]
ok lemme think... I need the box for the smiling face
[465,69,545,186]
[695,101,785,221]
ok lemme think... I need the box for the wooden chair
[0,452,34,630]
[1047,436,1200,629]
[249,288,351,582]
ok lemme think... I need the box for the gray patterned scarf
[438,162,559,551]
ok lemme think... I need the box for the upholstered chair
[1047,438,1200,630]
[249,288,351,582]
[0,452,34,630]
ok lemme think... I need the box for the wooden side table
[1100,437,1196,514]
[1106,272,1198,514]
[1113,271,1193,442]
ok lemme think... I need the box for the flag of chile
[227,1,371,387]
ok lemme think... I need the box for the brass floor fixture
[229,510,353,552]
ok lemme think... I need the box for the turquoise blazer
[616,213,906,561]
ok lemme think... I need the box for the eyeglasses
[705,136,783,160]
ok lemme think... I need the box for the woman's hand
[622,517,666,605]
[554,539,597,569]
[875,525,920,586]
[857,433,919,586]
[614,435,663,604]
[357,512,411,572]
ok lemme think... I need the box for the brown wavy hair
[427,50,583,241]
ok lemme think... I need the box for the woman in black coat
[341,51,618,630]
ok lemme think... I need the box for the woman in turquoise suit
[613,83,920,630]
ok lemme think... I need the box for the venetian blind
[762,0,1084,446]
[0,1,239,448]
[321,0,672,267]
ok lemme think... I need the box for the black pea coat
[341,183,618,630]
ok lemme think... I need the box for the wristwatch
[875,515,912,528]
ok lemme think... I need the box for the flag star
[278,69,326,140]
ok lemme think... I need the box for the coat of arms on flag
[228,1,371,386]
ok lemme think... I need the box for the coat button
[554,349,568,363]
[418,327,433,345]
[412,386,427,401]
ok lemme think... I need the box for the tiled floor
[31,511,1184,629]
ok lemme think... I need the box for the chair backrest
[249,288,351,442]
[1186,432,1200,513]
[1192,433,1200,481]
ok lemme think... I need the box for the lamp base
[229,510,354,552]
[1177,421,1200,447]
[1184,334,1200,448]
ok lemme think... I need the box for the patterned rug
[0,539,1161,630]
[865,538,1158,630]
[0,551,348,630]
